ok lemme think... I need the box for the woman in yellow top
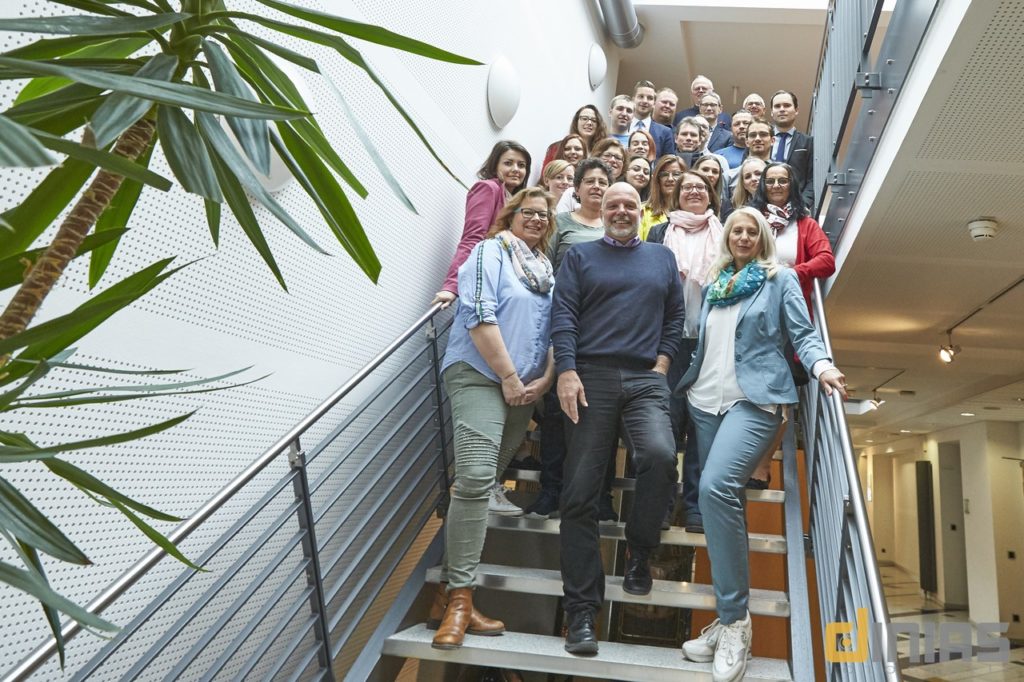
[639,155,683,240]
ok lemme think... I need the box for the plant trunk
[0,118,156,361]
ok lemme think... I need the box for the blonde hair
[731,157,767,209]
[708,207,781,280]
[540,159,572,187]
[488,187,557,254]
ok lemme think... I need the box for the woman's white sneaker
[712,611,752,682]
[488,484,523,515]
[682,618,722,662]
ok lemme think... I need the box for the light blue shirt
[441,238,553,384]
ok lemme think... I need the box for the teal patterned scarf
[707,262,766,307]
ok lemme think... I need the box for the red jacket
[441,178,506,294]
[793,216,836,315]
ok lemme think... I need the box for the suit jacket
[642,119,677,159]
[783,130,815,209]
[706,126,733,154]
[676,269,830,405]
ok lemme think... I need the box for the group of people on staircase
[427,76,846,682]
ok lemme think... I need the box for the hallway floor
[882,565,1024,681]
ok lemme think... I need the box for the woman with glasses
[624,155,652,202]
[627,128,657,163]
[434,141,531,308]
[743,161,836,489]
[728,157,767,220]
[557,139,626,212]
[433,187,557,650]
[523,159,615,520]
[542,105,607,168]
[679,208,845,679]
[640,155,684,240]
[693,155,732,219]
[646,171,723,534]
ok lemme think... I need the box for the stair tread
[487,514,787,554]
[384,624,793,681]
[426,564,790,616]
[502,470,785,503]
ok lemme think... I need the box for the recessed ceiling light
[960,412,975,417]
[865,439,874,443]
[899,429,912,433]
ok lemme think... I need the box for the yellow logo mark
[825,607,869,663]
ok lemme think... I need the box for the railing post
[288,439,336,681]
[425,316,451,516]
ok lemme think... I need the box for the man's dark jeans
[559,364,677,615]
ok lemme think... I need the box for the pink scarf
[765,203,792,235]
[663,209,723,285]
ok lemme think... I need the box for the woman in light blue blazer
[677,207,847,681]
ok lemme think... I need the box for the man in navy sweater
[551,182,685,655]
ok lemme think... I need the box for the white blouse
[775,218,799,267]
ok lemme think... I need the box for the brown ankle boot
[427,584,505,635]
[431,588,474,649]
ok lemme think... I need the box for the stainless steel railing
[4,304,454,681]
[799,279,900,681]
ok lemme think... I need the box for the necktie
[635,120,646,132]
[774,132,789,162]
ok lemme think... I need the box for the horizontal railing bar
[304,348,432,470]
[317,414,438,579]
[4,305,445,681]
[228,584,318,682]
[127,520,304,676]
[71,494,304,679]
[324,450,440,629]
[262,615,319,682]
[308,363,434,496]
[193,567,315,682]
[328,474,441,656]
[313,395,434,536]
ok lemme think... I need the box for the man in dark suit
[699,92,733,153]
[674,75,731,130]
[770,90,814,208]
[631,80,677,159]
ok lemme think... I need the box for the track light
[938,332,961,364]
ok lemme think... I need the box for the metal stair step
[383,624,793,681]
[487,515,788,554]
[501,470,785,503]
[426,564,790,616]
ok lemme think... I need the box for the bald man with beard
[551,182,685,656]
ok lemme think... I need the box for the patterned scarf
[706,262,767,307]
[494,230,554,294]
[764,202,793,235]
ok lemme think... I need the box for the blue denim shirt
[441,238,553,384]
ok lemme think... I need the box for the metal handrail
[804,279,900,681]
[5,303,446,682]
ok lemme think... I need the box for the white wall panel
[0,0,619,675]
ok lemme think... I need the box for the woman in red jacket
[433,141,532,308]
[746,161,835,487]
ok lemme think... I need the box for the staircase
[382,457,807,681]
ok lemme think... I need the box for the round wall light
[588,43,607,90]
[487,56,520,128]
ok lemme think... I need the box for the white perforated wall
[0,0,618,676]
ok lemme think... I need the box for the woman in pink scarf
[645,170,722,533]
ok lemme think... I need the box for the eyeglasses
[747,131,773,139]
[699,102,720,108]
[658,171,683,180]
[516,208,551,221]
[577,115,597,123]
[680,183,707,194]
[600,153,623,163]
[764,178,791,186]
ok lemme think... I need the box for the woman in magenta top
[433,141,532,306]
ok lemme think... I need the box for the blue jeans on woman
[689,401,783,623]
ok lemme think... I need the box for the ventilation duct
[598,0,644,49]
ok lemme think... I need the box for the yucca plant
[0,0,478,664]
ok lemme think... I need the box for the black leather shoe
[622,545,653,595]
[564,610,598,655]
